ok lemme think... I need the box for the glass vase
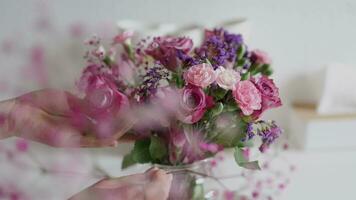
[155,159,214,200]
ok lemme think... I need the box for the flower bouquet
[75,28,282,199]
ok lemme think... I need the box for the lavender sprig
[134,64,169,102]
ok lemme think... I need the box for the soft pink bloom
[233,80,262,116]
[215,66,241,90]
[145,36,193,70]
[83,73,129,116]
[169,128,209,164]
[184,63,216,88]
[223,190,235,200]
[15,139,29,152]
[199,142,222,153]
[252,76,282,118]
[71,65,129,138]
[177,85,214,124]
[112,30,134,44]
[251,49,272,64]
[117,55,136,85]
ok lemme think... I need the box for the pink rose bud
[112,30,134,44]
[184,63,216,88]
[251,49,272,64]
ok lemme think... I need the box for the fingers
[94,173,146,189]
[17,89,76,117]
[144,168,173,200]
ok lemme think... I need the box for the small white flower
[215,66,241,90]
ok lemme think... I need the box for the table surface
[0,138,355,200]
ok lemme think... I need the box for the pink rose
[71,65,130,138]
[251,49,272,64]
[184,63,216,88]
[252,76,282,117]
[177,85,214,124]
[215,66,241,90]
[84,75,130,138]
[83,74,129,116]
[233,80,262,116]
[145,36,193,70]
[112,30,134,44]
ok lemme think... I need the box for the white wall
[1,0,356,128]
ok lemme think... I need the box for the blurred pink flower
[145,36,193,70]
[184,63,216,88]
[251,49,272,64]
[199,142,222,153]
[252,76,282,118]
[233,80,262,116]
[71,65,130,138]
[112,30,134,44]
[15,139,29,153]
[223,190,235,200]
[177,85,214,124]
[84,74,129,116]
[169,128,217,164]
[215,66,241,90]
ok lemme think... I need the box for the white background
[1,0,356,127]
[1,0,356,199]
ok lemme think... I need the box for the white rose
[215,66,241,90]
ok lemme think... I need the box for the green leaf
[237,45,246,60]
[212,87,228,100]
[239,161,261,170]
[224,100,238,112]
[234,147,261,170]
[191,182,205,200]
[172,73,184,88]
[132,139,152,163]
[210,102,224,118]
[149,135,167,161]
[121,153,137,169]
[241,72,250,80]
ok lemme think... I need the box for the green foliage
[210,102,224,118]
[191,181,205,200]
[212,87,228,100]
[172,72,184,88]
[241,72,250,80]
[212,112,247,147]
[121,153,136,169]
[250,63,273,76]
[149,135,168,161]
[132,139,152,163]
[236,44,246,60]
[223,97,239,112]
[234,147,261,170]
[121,136,169,169]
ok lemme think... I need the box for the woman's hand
[0,89,134,147]
[69,168,173,200]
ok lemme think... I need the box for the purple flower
[242,120,282,152]
[195,28,243,68]
[134,64,169,102]
[145,36,193,71]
